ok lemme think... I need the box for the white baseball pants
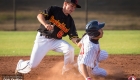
[16,32,74,73]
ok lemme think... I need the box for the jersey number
[57,30,64,38]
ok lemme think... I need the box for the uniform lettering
[49,16,69,33]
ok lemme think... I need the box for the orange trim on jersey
[49,16,69,33]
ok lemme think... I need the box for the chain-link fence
[0,0,140,31]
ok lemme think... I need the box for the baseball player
[77,20,108,80]
[15,0,81,75]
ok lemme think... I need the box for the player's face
[98,29,103,38]
[92,29,103,39]
[64,2,76,14]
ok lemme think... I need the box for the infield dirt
[0,55,140,80]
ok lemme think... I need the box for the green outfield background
[0,30,140,56]
[0,0,140,56]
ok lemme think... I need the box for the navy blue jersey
[38,6,79,39]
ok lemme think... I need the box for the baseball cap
[65,0,81,8]
[86,20,105,31]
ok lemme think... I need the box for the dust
[101,64,125,80]
[36,60,125,80]
[36,61,84,80]
[107,66,124,78]
[1,55,140,80]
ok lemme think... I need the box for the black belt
[40,32,52,39]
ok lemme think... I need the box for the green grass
[100,30,140,54]
[0,30,140,56]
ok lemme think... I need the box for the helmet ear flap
[93,30,100,37]
[86,30,100,38]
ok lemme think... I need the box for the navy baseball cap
[65,0,81,8]
[86,20,105,31]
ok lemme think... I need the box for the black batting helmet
[85,20,105,37]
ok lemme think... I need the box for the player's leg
[77,62,93,80]
[77,54,93,79]
[98,50,108,62]
[88,50,108,76]
[77,46,99,78]
[91,66,107,77]
[15,32,51,74]
[52,39,75,74]
[29,39,50,68]
[53,39,74,65]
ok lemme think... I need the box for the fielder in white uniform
[77,20,108,80]
[15,0,81,75]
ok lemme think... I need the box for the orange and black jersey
[38,6,79,39]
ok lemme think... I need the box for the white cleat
[15,59,23,75]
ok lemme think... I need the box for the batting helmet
[86,20,105,37]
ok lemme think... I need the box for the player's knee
[69,46,74,53]
[100,70,107,77]
[68,45,74,51]
[98,50,108,62]
[93,71,107,77]
[64,45,74,54]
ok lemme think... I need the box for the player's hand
[71,38,81,45]
[76,38,81,43]
[44,24,54,31]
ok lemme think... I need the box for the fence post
[85,0,88,25]
[13,0,16,31]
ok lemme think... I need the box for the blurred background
[0,0,140,31]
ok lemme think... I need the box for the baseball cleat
[15,59,23,75]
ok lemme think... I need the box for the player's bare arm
[71,38,78,44]
[77,42,82,48]
[80,64,91,80]
[37,14,53,31]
